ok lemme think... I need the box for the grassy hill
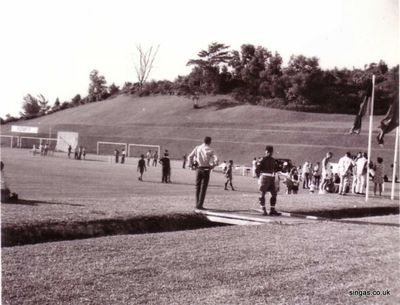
[1,94,396,165]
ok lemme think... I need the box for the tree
[135,45,159,89]
[71,94,82,106]
[108,83,120,96]
[88,70,108,102]
[187,42,232,94]
[20,94,47,119]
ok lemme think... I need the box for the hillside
[1,94,396,165]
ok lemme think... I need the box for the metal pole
[391,127,399,200]
[365,75,375,202]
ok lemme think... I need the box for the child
[224,160,235,190]
[373,157,384,196]
[286,167,299,194]
[137,154,146,181]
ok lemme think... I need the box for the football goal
[127,144,161,158]
[19,136,57,150]
[0,135,15,148]
[96,141,128,155]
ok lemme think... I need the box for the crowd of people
[32,143,51,156]
[281,151,386,197]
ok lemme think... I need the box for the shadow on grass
[2,199,84,207]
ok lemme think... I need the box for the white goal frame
[96,141,128,155]
[19,136,57,148]
[0,135,15,148]
[128,144,161,158]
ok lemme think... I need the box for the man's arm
[187,146,197,163]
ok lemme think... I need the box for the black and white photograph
[0,0,399,304]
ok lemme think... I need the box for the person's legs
[339,175,346,194]
[258,191,267,215]
[359,174,366,194]
[230,178,234,190]
[378,183,382,196]
[198,170,210,208]
[195,169,204,208]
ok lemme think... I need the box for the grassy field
[1,94,397,164]
[1,147,399,304]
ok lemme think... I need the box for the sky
[0,0,398,117]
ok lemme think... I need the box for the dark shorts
[258,175,277,195]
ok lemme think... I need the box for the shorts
[258,175,277,195]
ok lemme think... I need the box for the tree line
[1,42,398,124]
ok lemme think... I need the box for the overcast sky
[0,0,398,117]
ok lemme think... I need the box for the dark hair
[377,157,383,163]
[265,145,273,153]
[346,152,351,157]
[204,136,212,145]
[229,160,233,163]
[0,161,3,171]
[140,154,145,158]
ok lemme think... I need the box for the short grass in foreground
[2,222,398,305]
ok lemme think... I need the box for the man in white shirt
[188,137,218,209]
[355,152,368,194]
[319,152,333,194]
[337,152,353,195]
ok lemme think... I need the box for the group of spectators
[282,151,386,197]
[67,145,87,160]
[32,143,50,156]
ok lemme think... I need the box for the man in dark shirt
[137,154,147,181]
[255,145,281,216]
[159,153,171,183]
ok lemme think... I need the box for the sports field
[1,148,399,304]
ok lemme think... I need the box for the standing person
[114,149,120,163]
[355,153,368,195]
[43,143,48,156]
[152,151,158,167]
[78,146,83,160]
[302,161,310,189]
[351,153,361,194]
[319,152,333,194]
[337,152,353,195]
[121,148,126,164]
[137,154,147,181]
[32,144,37,156]
[256,145,281,216]
[188,136,218,210]
[82,147,86,160]
[146,150,152,167]
[67,145,72,158]
[224,160,235,191]
[312,162,321,188]
[159,152,171,183]
[252,157,257,178]
[182,153,187,169]
[39,143,44,156]
[286,167,300,194]
[373,157,384,196]
[74,146,79,160]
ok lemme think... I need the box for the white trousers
[356,174,366,193]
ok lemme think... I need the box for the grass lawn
[1,148,399,304]
[2,222,399,305]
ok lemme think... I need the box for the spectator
[338,152,353,195]
[146,150,152,166]
[312,162,321,188]
[182,153,187,169]
[355,153,368,195]
[78,146,83,160]
[121,148,126,164]
[82,147,86,160]
[32,144,38,156]
[114,149,120,163]
[319,152,333,194]
[302,161,310,189]
[137,154,147,181]
[373,157,384,196]
[1,162,18,203]
[74,146,79,160]
[286,167,299,194]
[252,157,257,178]
[67,145,72,158]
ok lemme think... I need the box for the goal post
[19,136,57,150]
[96,141,128,155]
[0,135,14,148]
[127,144,161,158]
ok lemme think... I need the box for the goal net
[56,131,79,152]
[0,135,15,148]
[128,144,161,158]
[19,137,57,150]
[97,142,128,155]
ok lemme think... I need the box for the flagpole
[365,75,375,202]
[391,127,399,200]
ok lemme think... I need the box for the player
[337,152,353,195]
[255,145,281,216]
[319,152,333,194]
[224,160,235,191]
[137,154,147,181]
[159,152,171,183]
